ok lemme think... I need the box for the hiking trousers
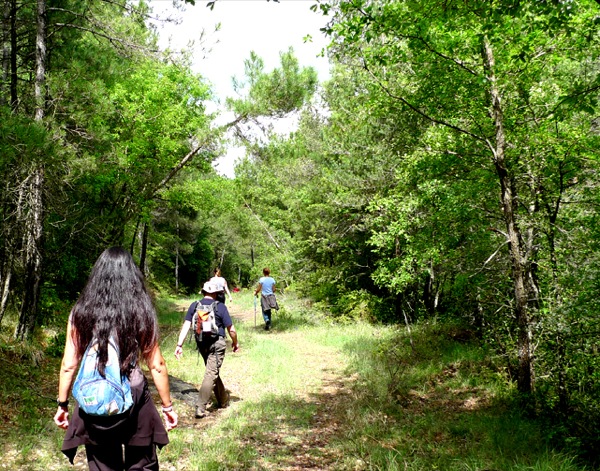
[85,443,158,471]
[197,337,228,412]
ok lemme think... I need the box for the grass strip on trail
[0,290,588,470]
[157,292,352,470]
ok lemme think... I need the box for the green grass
[322,320,585,471]
[0,292,590,470]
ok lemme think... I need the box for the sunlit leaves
[109,59,211,173]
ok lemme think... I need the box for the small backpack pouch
[193,301,219,344]
[202,318,216,333]
[72,336,134,416]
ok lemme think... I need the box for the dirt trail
[70,300,352,470]
[172,299,353,470]
[237,302,351,470]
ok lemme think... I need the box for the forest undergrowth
[0,291,589,470]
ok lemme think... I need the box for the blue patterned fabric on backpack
[72,336,133,416]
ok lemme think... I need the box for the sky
[149,0,332,177]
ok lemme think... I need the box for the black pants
[85,443,158,471]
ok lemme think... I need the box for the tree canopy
[2,0,600,464]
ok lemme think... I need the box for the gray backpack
[192,301,219,345]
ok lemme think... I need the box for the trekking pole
[254,295,257,327]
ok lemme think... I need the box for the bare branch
[53,23,158,53]
[361,59,487,144]
[244,201,283,252]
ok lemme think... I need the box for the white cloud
[151,0,330,99]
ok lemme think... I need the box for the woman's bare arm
[54,317,80,429]
[147,345,178,431]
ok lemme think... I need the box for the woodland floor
[0,299,587,470]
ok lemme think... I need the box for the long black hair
[71,247,158,377]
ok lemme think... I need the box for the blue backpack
[72,337,133,416]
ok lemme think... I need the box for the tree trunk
[15,0,46,341]
[130,216,141,256]
[482,38,534,394]
[175,222,179,294]
[175,244,179,294]
[139,222,149,275]
[556,333,568,415]
[34,0,45,121]
[15,168,44,340]
[5,0,16,109]
[1,0,10,105]
[0,265,11,325]
[422,261,438,316]
[0,179,15,326]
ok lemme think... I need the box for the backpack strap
[187,300,200,345]
[210,301,220,329]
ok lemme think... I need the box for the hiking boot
[265,321,271,331]
[195,407,207,419]
[219,392,230,409]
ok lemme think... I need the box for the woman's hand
[162,407,178,431]
[54,406,69,429]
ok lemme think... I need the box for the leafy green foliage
[2,0,600,465]
[226,0,600,464]
[227,48,318,120]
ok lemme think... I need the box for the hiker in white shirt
[210,267,233,304]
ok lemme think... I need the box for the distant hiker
[210,267,233,304]
[54,247,177,471]
[254,267,279,331]
[174,281,239,418]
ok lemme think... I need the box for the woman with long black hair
[54,247,177,471]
